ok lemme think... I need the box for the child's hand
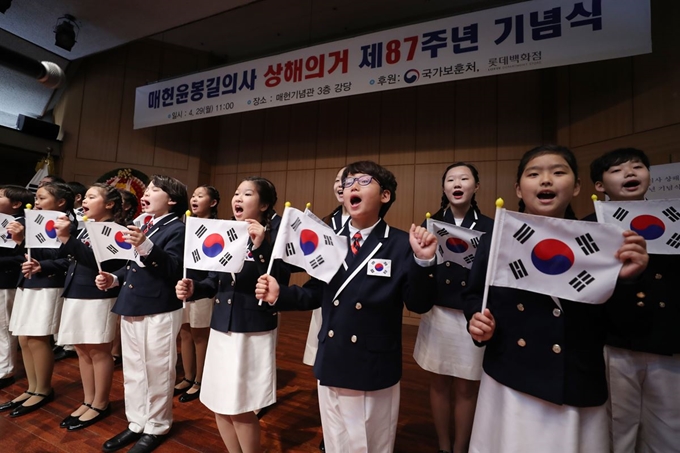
[176,278,194,300]
[409,224,437,260]
[255,274,280,304]
[470,309,495,342]
[6,221,24,244]
[124,225,147,247]
[54,215,72,243]
[95,272,114,291]
[616,230,648,280]
[245,219,266,249]
[21,256,41,277]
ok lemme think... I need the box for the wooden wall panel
[497,71,543,160]
[154,122,191,169]
[216,115,241,174]
[261,107,290,172]
[316,97,348,170]
[469,161,497,216]
[495,160,520,217]
[287,103,318,171]
[347,92,381,163]
[312,167,342,220]
[380,89,417,166]
[413,164,445,221]
[126,41,161,74]
[160,47,198,78]
[454,77,497,162]
[117,68,157,166]
[212,173,238,219]
[383,165,414,232]
[285,169,316,213]
[53,69,85,181]
[259,171,289,215]
[415,83,455,165]
[237,111,264,174]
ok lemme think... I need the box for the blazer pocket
[365,335,398,352]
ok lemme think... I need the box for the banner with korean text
[134,0,651,129]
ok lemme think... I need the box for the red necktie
[351,232,362,255]
[142,220,154,234]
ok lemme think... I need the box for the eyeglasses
[342,175,378,189]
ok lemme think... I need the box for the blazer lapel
[147,214,178,238]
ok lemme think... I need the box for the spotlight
[54,14,79,51]
[0,0,11,14]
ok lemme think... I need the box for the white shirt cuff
[136,237,154,256]
[414,255,436,267]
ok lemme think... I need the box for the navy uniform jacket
[275,219,437,392]
[192,225,291,334]
[0,215,25,289]
[59,228,124,299]
[464,232,642,407]
[112,214,184,316]
[583,212,680,355]
[322,206,349,233]
[424,208,493,310]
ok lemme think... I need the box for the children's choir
[0,147,677,453]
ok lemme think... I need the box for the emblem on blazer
[368,259,391,277]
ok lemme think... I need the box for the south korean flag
[427,218,485,269]
[24,209,63,249]
[184,216,249,272]
[0,213,17,249]
[594,198,680,255]
[85,222,139,264]
[488,209,625,305]
[133,213,155,229]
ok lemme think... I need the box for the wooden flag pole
[480,198,504,314]
[259,201,292,306]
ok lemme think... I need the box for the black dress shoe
[9,389,54,417]
[179,382,200,403]
[0,376,15,389]
[173,377,194,396]
[60,403,92,428]
[68,403,111,431]
[0,392,31,411]
[54,347,78,361]
[103,428,143,453]
[319,438,325,451]
[112,355,122,367]
[128,434,167,453]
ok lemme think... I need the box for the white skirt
[181,297,214,328]
[9,287,63,336]
[302,308,322,366]
[413,306,484,380]
[57,297,117,345]
[469,372,608,453]
[200,328,277,415]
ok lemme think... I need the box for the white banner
[184,217,250,273]
[648,163,680,200]
[134,0,651,129]
[426,218,485,269]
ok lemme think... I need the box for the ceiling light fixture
[54,14,79,51]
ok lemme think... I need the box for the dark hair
[342,161,397,218]
[0,185,34,213]
[118,189,139,224]
[239,177,277,230]
[40,174,66,186]
[589,148,650,184]
[40,182,76,218]
[89,183,125,225]
[197,185,220,219]
[516,145,579,220]
[150,175,188,216]
[67,181,87,200]
[432,162,482,220]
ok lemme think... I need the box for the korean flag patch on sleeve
[368,259,391,277]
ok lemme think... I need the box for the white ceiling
[0,0,518,129]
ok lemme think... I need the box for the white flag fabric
[271,207,347,283]
[0,213,17,249]
[85,222,139,263]
[184,217,249,273]
[594,198,680,255]
[26,161,49,193]
[132,213,154,229]
[427,218,485,269]
[488,209,625,305]
[24,209,63,249]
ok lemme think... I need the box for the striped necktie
[351,232,362,255]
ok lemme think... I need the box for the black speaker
[16,114,60,140]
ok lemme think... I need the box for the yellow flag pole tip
[82,216,88,222]
[284,201,291,208]
[25,204,32,210]
[591,194,599,201]
[495,198,504,208]
[425,212,431,219]
[185,210,192,217]
[306,202,311,209]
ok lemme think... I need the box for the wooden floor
[0,311,439,452]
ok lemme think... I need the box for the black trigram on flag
[226,228,237,242]
[463,254,474,265]
[35,214,45,225]
[436,228,449,237]
[470,237,480,249]
[310,255,325,269]
[324,234,334,246]
[194,225,207,238]
[192,249,201,263]
[509,259,528,279]
[106,245,118,255]
[513,224,535,244]
[662,207,680,222]
[285,242,296,257]
[575,233,600,256]
[291,218,302,231]
[0,234,9,243]
[569,270,594,292]
[438,245,444,257]
[102,225,112,237]
[219,252,233,266]
[613,207,629,221]
[1,219,8,228]
[35,233,46,244]
[667,233,680,249]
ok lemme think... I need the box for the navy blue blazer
[112,214,184,316]
[424,208,493,310]
[464,232,642,407]
[322,206,349,234]
[59,229,124,299]
[0,215,25,289]
[275,219,437,392]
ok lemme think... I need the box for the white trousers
[318,382,400,453]
[0,289,16,378]
[121,310,182,435]
[605,345,680,453]
[302,308,322,366]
